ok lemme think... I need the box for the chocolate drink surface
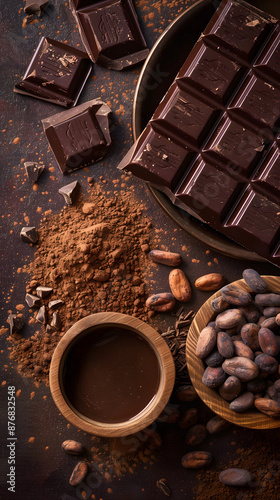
[119,0,280,267]
[63,327,160,423]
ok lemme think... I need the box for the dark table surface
[1,1,280,499]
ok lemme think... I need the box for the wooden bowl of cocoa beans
[186,274,280,429]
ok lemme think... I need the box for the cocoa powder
[9,182,153,383]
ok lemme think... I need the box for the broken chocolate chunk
[24,161,45,183]
[36,286,53,298]
[50,311,62,330]
[58,182,79,205]
[25,293,41,308]
[48,299,64,310]
[8,314,24,335]
[36,305,47,324]
[20,227,39,244]
[24,0,49,15]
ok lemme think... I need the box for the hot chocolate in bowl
[49,312,175,437]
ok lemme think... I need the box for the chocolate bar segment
[14,37,92,108]
[42,99,111,174]
[119,0,280,266]
[70,0,149,70]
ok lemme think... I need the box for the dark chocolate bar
[14,37,92,107]
[42,99,111,174]
[119,0,280,267]
[69,0,149,70]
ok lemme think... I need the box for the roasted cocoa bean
[206,416,231,434]
[229,392,254,413]
[178,408,199,430]
[195,326,217,359]
[176,385,198,402]
[222,357,259,382]
[242,269,268,293]
[276,313,280,325]
[181,451,212,469]
[261,317,278,331]
[219,375,242,401]
[69,461,88,486]
[219,468,252,487]
[215,309,244,330]
[217,331,234,359]
[157,405,181,424]
[258,327,280,357]
[169,269,191,303]
[149,250,182,267]
[205,350,224,367]
[263,307,280,318]
[241,323,260,351]
[195,273,225,291]
[221,285,252,306]
[254,354,279,374]
[211,296,230,313]
[255,293,280,308]
[246,377,267,394]
[202,366,226,388]
[233,340,254,360]
[146,293,176,312]
[254,397,280,417]
[267,380,280,403]
[239,304,260,324]
[185,424,208,446]
[61,440,84,456]
[224,317,246,335]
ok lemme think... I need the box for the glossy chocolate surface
[63,327,160,423]
[70,0,149,70]
[120,0,280,267]
[14,37,92,107]
[42,99,111,174]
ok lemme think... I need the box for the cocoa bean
[221,285,252,306]
[276,313,280,325]
[217,331,234,359]
[242,269,268,293]
[211,296,230,313]
[195,326,217,359]
[146,293,176,312]
[258,327,280,357]
[239,304,260,324]
[241,323,260,351]
[229,392,254,413]
[216,309,244,330]
[169,269,191,303]
[224,317,246,335]
[254,397,280,417]
[264,307,280,318]
[206,416,231,434]
[202,366,226,388]
[267,380,280,403]
[258,316,267,327]
[255,293,280,308]
[222,357,259,382]
[185,424,208,446]
[157,405,180,424]
[219,376,242,401]
[233,340,254,360]
[246,378,267,394]
[69,461,88,486]
[61,440,84,456]
[181,451,212,469]
[254,354,279,374]
[219,468,252,487]
[179,408,199,430]
[205,350,224,367]
[149,250,182,267]
[195,273,225,291]
[176,385,198,402]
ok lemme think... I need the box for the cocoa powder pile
[9,181,153,383]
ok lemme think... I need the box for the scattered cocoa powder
[9,183,153,384]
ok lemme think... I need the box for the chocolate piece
[69,0,149,70]
[119,0,280,267]
[24,0,48,15]
[24,161,45,183]
[36,286,53,298]
[42,99,111,174]
[20,226,38,244]
[58,182,79,205]
[48,299,64,310]
[50,311,62,330]
[14,37,92,108]
[36,305,47,324]
[8,314,24,335]
[25,293,41,308]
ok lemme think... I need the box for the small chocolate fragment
[36,305,47,324]
[48,299,64,310]
[20,227,38,244]
[50,311,62,330]
[24,0,48,15]
[42,99,111,174]
[14,37,92,108]
[24,161,45,183]
[36,286,53,298]
[8,314,24,335]
[58,182,79,205]
[25,293,41,308]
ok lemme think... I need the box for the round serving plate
[133,0,280,261]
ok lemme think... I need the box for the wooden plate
[186,276,280,429]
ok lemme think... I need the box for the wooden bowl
[186,276,280,429]
[49,312,175,437]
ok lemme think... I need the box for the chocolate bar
[42,99,111,174]
[119,0,280,267]
[69,0,149,70]
[14,37,92,107]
